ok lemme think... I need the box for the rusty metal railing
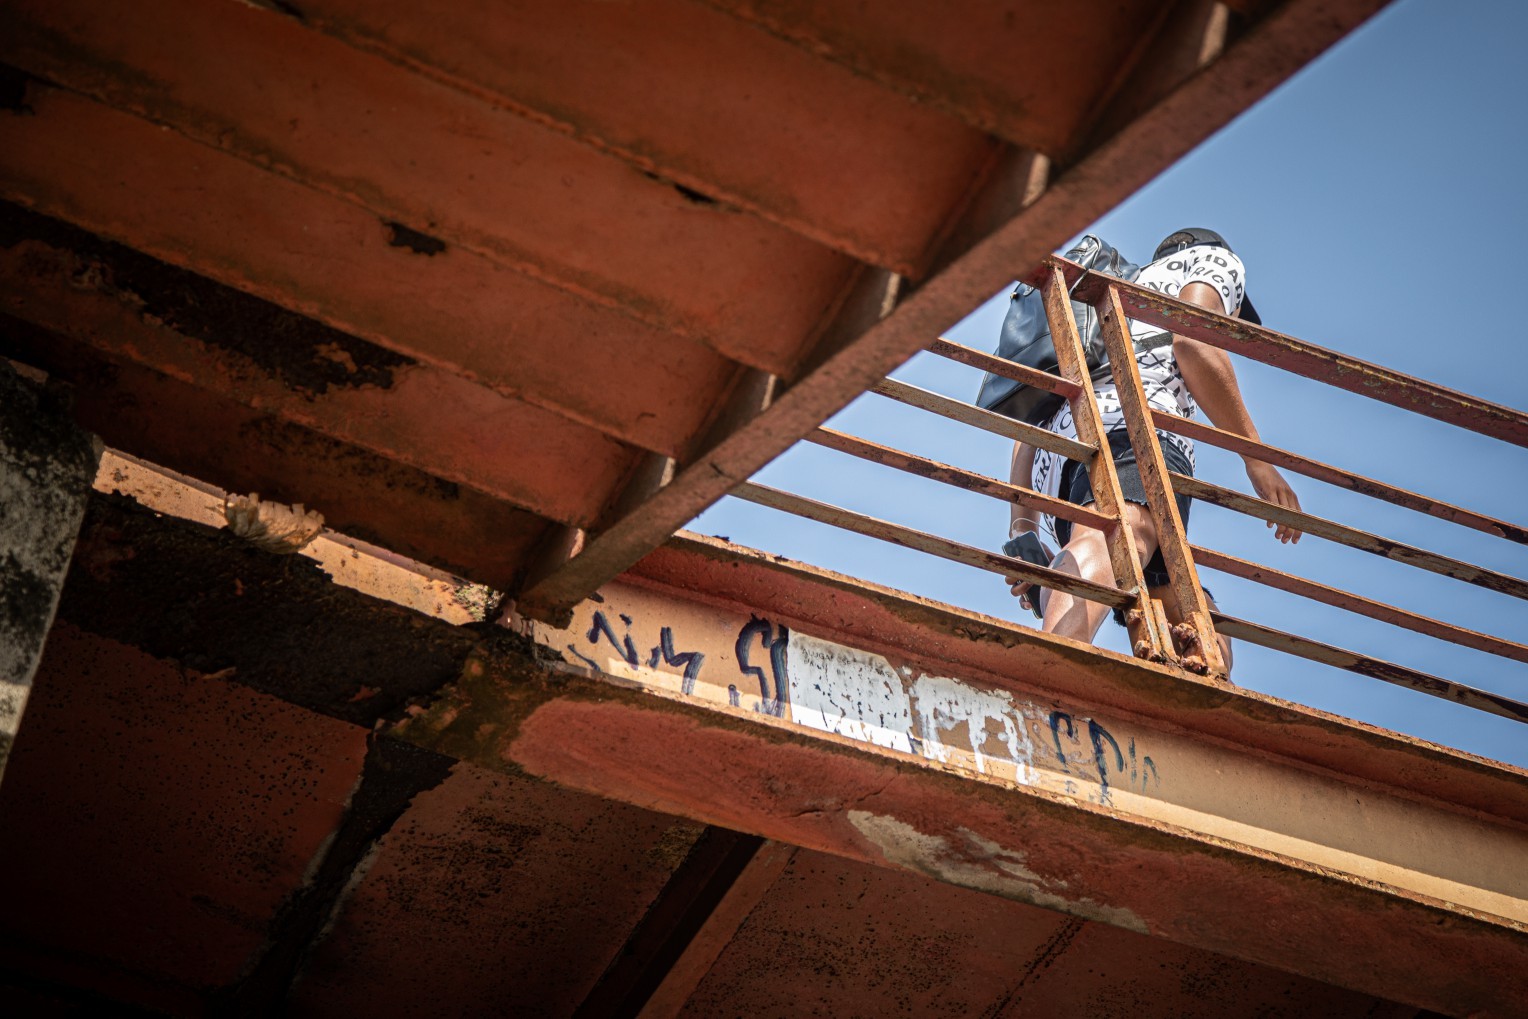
[731,254,1528,725]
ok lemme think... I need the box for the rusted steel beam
[635,535,1528,827]
[700,0,1155,154]
[1212,613,1528,724]
[1071,273,1528,450]
[781,264,904,389]
[403,567,1528,1016]
[1092,281,1225,672]
[59,452,1528,1016]
[61,471,1528,1018]
[572,828,784,1019]
[1153,409,1528,545]
[731,482,1134,610]
[631,841,797,1019]
[1194,546,1528,665]
[806,428,1115,532]
[0,227,634,529]
[869,379,1097,461]
[270,0,997,276]
[1172,474,1528,602]
[0,0,853,372]
[1069,0,1230,162]
[514,0,1394,622]
[1,335,546,591]
[915,146,1052,288]
[701,0,1382,161]
[0,89,737,458]
[927,336,1081,399]
[1043,271,1175,663]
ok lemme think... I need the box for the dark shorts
[1053,431,1195,621]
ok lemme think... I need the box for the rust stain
[384,220,446,256]
[1,202,412,397]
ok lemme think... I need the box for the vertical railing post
[1040,268,1172,662]
[1095,283,1227,676]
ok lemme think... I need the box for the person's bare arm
[1009,440,1040,537]
[1172,281,1303,543]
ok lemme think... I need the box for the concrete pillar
[0,360,100,783]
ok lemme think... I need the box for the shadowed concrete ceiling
[0,0,1420,1014]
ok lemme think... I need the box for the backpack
[975,235,1144,426]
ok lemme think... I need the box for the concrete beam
[0,360,100,781]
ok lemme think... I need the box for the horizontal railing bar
[1212,613,1528,725]
[1039,264,1528,450]
[1152,410,1528,545]
[1171,473,1528,602]
[869,379,1096,461]
[806,427,1116,532]
[1194,546,1528,665]
[731,482,1135,610]
[926,336,1082,399]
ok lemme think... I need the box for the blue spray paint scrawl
[648,626,705,695]
[735,616,788,717]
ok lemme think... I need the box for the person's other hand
[1002,532,1055,615]
[1007,574,1038,612]
[1245,460,1302,544]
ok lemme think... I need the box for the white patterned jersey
[1029,243,1247,544]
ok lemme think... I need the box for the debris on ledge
[223,493,325,554]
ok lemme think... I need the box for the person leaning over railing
[1007,229,1303,666]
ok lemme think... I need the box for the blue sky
[693,0,1528,767]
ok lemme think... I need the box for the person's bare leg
[1040,504,1159,643]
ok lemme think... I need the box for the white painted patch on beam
[906,671,1040,786]
[847,810,1148,934]
[786,632,913,753]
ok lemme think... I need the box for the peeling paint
[788,632,913,753]
[847,811,1148,934]
[0,202,415,397]
[906,670,1038,784]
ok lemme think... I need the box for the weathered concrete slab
[0,360,98,781]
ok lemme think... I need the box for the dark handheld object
[975,235,1142,426]
[1003,531,1053,619]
